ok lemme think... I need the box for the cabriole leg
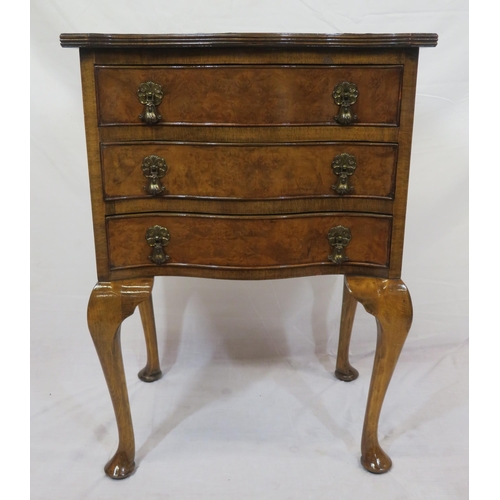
[345,276,413,474]
[87,278,154,479]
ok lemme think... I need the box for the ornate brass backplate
[328,226,351,264]
[331,153,357,194]
[146,225,170,264]
[333,82,358,125]
[137,81,163,124]
[142,155,167,196]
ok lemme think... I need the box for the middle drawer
[101,142,398,201]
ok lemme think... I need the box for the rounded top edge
[60,32,438,49]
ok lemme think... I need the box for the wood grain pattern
[87,278,156,479]
[92,47,406,67]
[105,196,394,218]
[345,276,413,474]
[61,32,438,49]
[101,142,398,201]
[106,213,392,270]
[388,48,419,278]
[96,65,402,126]
[105,260,391,282]
[98,123,400,145]
[79,50,110,278]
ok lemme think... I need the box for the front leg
[345,276,412,474]
[87,278,154,479]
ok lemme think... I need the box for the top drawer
[95,65,403,127]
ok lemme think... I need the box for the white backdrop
[31,1,468,499]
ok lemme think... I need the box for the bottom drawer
[107,213,392,272]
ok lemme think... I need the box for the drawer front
[101,142,398,201]
[107,213,391,270]
[96,65,402,126]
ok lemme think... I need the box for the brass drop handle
[328,226,351,264]
[138,81,163,124]
[142,155,167,196]
[331,153,357,194]
[333,82,358,125]
[146,225,170,265]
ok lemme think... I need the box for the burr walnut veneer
[61,32,437,479]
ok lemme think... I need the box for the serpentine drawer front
[106,213,392,271]
[61,32,437,480]
[95,65,403,126]
[101,142,398,201]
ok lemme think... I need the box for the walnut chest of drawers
[61,32,437,479]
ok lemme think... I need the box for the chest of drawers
[61,32,437,479]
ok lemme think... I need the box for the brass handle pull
[328,226,351,264]
[333,82,358,125]
[146,225,170,265]
[142,155,167,196]
[138,81,163,124]
[331,153,357,194]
